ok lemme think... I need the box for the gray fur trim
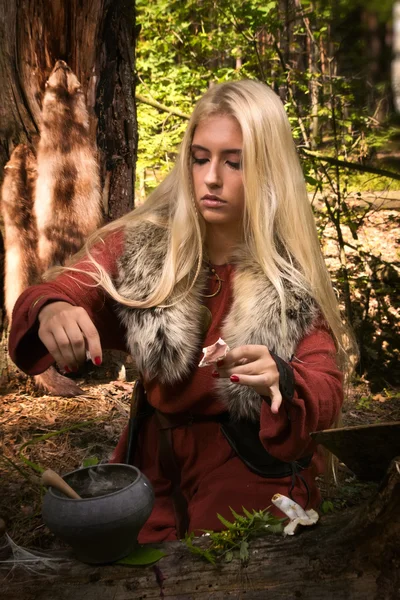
[216,258,319,421]
[116,222,206,384]
[116,222,318,419]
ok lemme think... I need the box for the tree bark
[0,0,137,216]
[2,458,399,599]
[0,0,137,381]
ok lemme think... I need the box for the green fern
[184,506,284,565]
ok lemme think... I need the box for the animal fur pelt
[2,59,102,398]
[117,221,319,421]
[32,60,101,396]
[1,144,84,397]
[34,60,102,272]
[1,145,40,320]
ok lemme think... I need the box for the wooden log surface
[2,459,399,600]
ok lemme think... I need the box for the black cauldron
[42,464,154,564]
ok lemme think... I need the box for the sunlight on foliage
[135,0,397,197]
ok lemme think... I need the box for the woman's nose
[204,160,222,188]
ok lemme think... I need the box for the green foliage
[135,0,253,194]
[116,545,166,566]
[81,456,99,468]
[356,396,373,410]
[184,506,284,565]
[136,0,397,196]
[324,478,378,512]
[320,500,335,515]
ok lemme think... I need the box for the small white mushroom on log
[271,493,319,535]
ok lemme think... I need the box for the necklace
[200,262,224,334]
[203,262,223,298]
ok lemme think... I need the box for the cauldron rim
[46,463,144,502]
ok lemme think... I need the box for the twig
[19,419,102,473]
[300,149,400,181]
[0,454,31,481]
[135,94,190,120]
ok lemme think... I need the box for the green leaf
[225,551,234,562]
[239,540,249,562]
[117,545,166,566]
[305,175,319,186]
[321,500,335,515]
[217,513,234,530]
[82,456,99,468]
[241,506,253,519]
[267,523,285,534]
[229,507,246,523]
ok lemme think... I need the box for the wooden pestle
[41,468,81,499]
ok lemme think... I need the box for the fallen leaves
[0,378,131,549]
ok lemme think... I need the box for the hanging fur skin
[1,145,40,321]
[34,60,102,272]
[117,222,319,421]
[1,143,84,397]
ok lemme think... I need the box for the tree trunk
[0,0,137,384]
[2,458,400,599]
[0,0,137,217]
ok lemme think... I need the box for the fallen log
[1,458,399,600]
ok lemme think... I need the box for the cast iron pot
[42,463,154,564]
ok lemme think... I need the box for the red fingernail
[211,371,220,378]
[230,375,240,383]
[64,365,71,373]
[94,356,102,366]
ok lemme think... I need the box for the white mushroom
[271,493,319,535]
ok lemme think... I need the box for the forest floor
[0,196,399,553]
[0,375,399,553]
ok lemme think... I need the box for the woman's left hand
[214,345,282,414]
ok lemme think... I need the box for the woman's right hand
[38,301,102,371]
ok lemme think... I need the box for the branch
[135,94,190,120]
[300,148,400,181]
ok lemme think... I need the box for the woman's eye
[192,157,208,165]
[227,161,241,170]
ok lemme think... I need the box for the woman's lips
[201,196,226,208]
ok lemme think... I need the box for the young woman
[9,80,350,543]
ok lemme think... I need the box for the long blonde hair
[48,80,354,368]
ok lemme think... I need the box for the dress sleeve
[8,230,127,375]
[259,322,344,462]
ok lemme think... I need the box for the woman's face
[191,114,245,234]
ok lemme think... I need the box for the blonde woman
[9,80,349,543]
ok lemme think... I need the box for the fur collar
[116,221,319,420]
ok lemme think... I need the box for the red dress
[9,233,344,543]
